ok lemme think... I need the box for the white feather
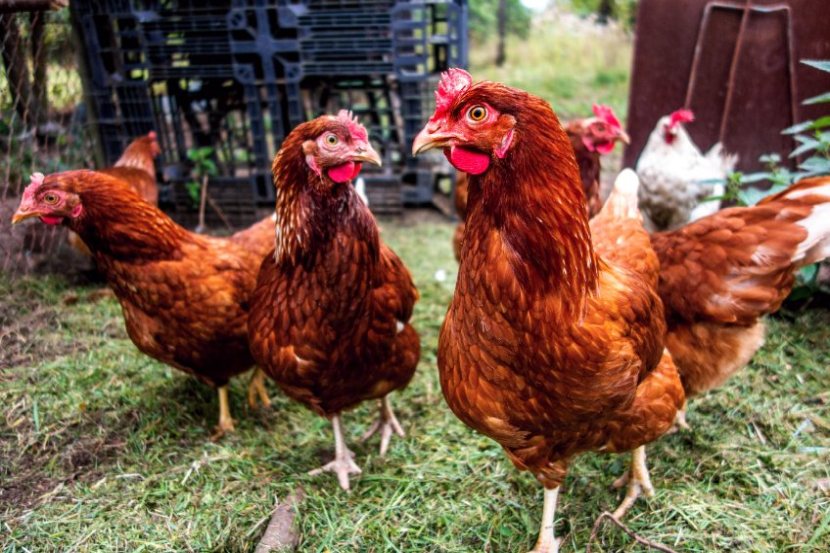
[355,177,369,206]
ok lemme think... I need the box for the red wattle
[327,161,357,183]
[446,146,490,175]
[350,162,363,180]
[595,141,615,155]
[39,215,62,225]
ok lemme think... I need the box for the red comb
[21,172,45,202]
[669,108,694,128]
[592,104,621,130]
[432,68,473,121]
[336,109,368,141]
[148,131,157,140]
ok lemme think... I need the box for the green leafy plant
[781,60,830,178]
[186,147,218,232]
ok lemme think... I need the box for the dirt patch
[0,408,139,516]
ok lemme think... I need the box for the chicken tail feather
[601,168,641,220]
[768,177,830,266]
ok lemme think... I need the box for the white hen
[636,109,737,230]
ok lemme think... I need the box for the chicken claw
[247,368,272,410]
[611,446,654,519]
[210,385,236,441]
[309,414,362,491]
[360,396,405,456]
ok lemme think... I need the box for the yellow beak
[353,143,382,167]
[11,208,41,225]
[412,126,459,156]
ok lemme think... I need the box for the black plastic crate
[73,0,467,225]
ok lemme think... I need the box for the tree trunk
[495,0,507,67]
[30,10,48,130]
[0,14,35,127]
[597,0,614,24]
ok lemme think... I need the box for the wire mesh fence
[1,7,94,276]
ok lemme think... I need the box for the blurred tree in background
[567,0,638,28]
[468,0,531,40]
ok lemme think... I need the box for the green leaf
[798,263,819,284]
[804,92,830,105]
[185,181,201,206]
[799,156,830,175]
[738,189,764,206]
[802,59,830,73]
[201,159,218,176]
[782,121,814,135]
[783,117,830,135]
[740,172,774,184]
[790,139,820,158]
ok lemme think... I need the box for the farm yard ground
[2,219,830,552]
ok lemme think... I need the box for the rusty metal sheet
[624,0,830,172]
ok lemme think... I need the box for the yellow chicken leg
[247,368,272,409]
[211,385,236,441]
[528,487,560,553]
[308,414,362,491]
[611,446,654,519]
[673,399,690,431]
[360,396,405,456]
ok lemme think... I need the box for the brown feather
[248,117,420,417]
[653,177,830,396]
[438,81,682,489]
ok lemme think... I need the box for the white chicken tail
[601,168,642,220]
[705,143,739,174]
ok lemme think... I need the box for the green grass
[2,219,830,552]
[470,20,632,121]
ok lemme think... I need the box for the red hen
[413,69,683,552]
[248,111,420,491]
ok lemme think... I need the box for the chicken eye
[467,105,487,123]
[325,134,339,146]
[43,193,59,205]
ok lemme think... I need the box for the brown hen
[413,69,683,552]
[13,170,276,438]
[452,105,629,261]
[652,176,830,427]
[68,131,161,256]
[248,111,420,491]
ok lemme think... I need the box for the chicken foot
[210,385,236,441]
[359,396,405,456]
[611,446,654,519]
[247,368,272,410]
[309,414,362,491]
[528,486,560,553]
[671,399,690,432]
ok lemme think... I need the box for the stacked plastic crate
[71,0,467,223]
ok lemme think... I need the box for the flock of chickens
[11,68,830,552]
